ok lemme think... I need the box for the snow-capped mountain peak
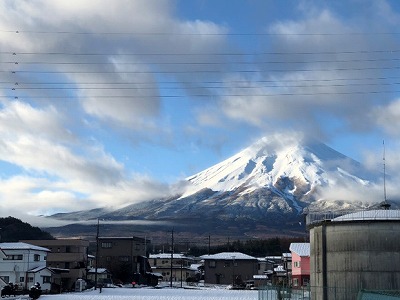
[182,136,373,201]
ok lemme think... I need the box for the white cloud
[373,99,400,136]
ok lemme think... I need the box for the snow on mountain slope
[182,136,375,206]
[48,135,380,237]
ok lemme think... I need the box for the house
[201,252,258,286]
[0,242,52,292]
[0,248,7,288]
[282,252,292,275]
[23,239,90,292]
[96,237,157,285]
[86,268,112,286]
[289,242,310,287]
[148,253,196,283]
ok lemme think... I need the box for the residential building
[0,248,7,288]
[282,252,292,276]
[86,268,112,286]
[23,239,90,292]
[148,253,196,283]
[289,242,310,287]
[96,236,156,285]
[0,242,52,292]
[201,252,258,286]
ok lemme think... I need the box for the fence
[259,285,400,300]
[258,285,310,300]
[258,285,359,300]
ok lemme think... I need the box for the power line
[2,49,400,56]
[3,29,400,36]
[3,89,400,99]
[2,75,400,85]
[5,81,400,91]
[4,65,400,74]
[2,57,400,65]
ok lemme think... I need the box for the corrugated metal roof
[289,243,310,257]
[0,242,50,252]
[333,210,400,222]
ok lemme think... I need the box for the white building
[148,253,196,283]
[0,242,52,292]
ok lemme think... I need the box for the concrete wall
[310,220,400,300]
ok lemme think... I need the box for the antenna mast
[381,140,390,210]
[383,140,386,203]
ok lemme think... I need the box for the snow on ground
[34,287,258,300]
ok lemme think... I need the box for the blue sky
[1,0,400,223]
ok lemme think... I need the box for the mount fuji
[48,136,381,239]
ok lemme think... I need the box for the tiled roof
[289,243,310,257]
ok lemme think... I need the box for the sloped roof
[200,252,256,260]
[0,242,50,252]
[87,268,110,274]
[149,253,187,259]
[28,266,53,273]
[289,243,310,257]
[0,248,6,259]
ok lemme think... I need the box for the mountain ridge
[47,136,382,239]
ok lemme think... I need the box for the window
[1,276,9,284]
[66,246,71,253]
[119,256,129,262]
[28,277,34,283]
[5,254,23,260]
[65,262,70,268]
[303,278,310,286]
[106,256,111,262]
[209,260,216,268]
[293,261,301,268]
[19,277,24,283]
[34,254,40,261]
[293,278,299,287]
[224,261,230,267]
[101,242,112,248]
[43,276,51,284]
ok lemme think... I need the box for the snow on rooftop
[332,209,400,222]
[149,253,186,259]
[29,266,48,273]
[0,242,50,252]
[200,252,256,260]
[289,243,310,257]
[274,265,286,272]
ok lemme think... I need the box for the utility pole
[170,229,174,288]
[208,235,211,255]
[95,219,99,290]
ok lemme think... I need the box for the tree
[0,216,54,242]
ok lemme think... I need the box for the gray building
[307,209,400,300]
[201,252,258,286]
